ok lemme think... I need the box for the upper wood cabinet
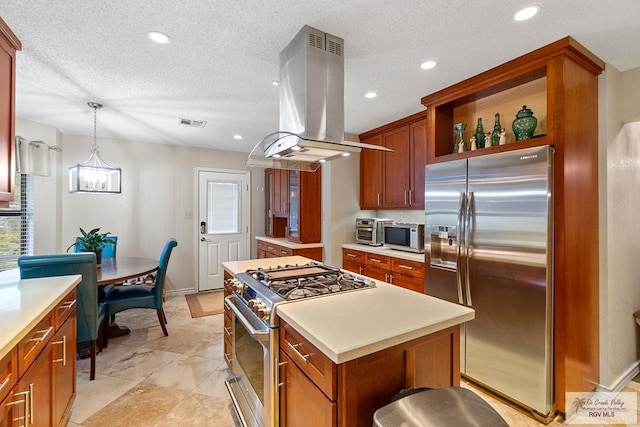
[0,18,21,205]
[359,112,427,210]
[420,36,604,415]
[265,168,321,243]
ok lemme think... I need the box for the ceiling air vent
[178,118,207,128]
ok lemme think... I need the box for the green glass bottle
[491,113,501,146]
[475,118,485,148]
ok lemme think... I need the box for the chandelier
[68,102,121,194]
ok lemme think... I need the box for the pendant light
[68,102,121,194]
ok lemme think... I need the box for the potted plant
[66,227,116,268]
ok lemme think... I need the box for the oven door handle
[224,295,270,342]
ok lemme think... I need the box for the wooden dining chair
[18,253,105,380]
[102,238,177,347]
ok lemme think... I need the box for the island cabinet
[0,18,21,205]
[0,288,77,427]
[257,239,323,263]
[420,36,605,414]
[279,320,460,427]
[359,112,427,210]
[342,248,424,293]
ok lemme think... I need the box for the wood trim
[359,110,426,140]
[0,18,21,51]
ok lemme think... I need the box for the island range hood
[247,25,391,172]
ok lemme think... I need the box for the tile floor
[70,295,639,426]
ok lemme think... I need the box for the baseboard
[165,287,195,297]
[596,360,640,393]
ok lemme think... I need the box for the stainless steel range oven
[224,262,375,427]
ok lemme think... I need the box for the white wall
[599,65,640,390]
[17,120,265,295]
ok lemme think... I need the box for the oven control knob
[248,298,260,308]
[231,280,244,294]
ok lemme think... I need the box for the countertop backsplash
[376,210,424,224]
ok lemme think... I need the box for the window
[207,181,240,234]
[0,173,33,271]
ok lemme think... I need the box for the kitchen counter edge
[0,275,82,360]
[256,236,323,249]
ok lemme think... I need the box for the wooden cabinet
[257,239,322,262]
[265,168,322,243]
[279,319,460,426]
[0,18,21,205]
[420,37,604,414]
[342,248,424,293]
[359,134,384,209]
[1,288,76,427]
[359,113,427,210]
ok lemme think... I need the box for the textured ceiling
[1,0,639,154]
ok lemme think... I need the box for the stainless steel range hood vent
[247,25,391,172]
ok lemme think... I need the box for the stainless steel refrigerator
[424,145,554,417]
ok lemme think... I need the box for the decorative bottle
[491,113,501,146]
[453,123,465,154]
[475,118,485,148]
[512,105,537,140]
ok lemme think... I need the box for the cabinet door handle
[224,326,232,336]
[52,335,67,366]
[377,193,380,207]
[390,274,394,283]
[0,376,10,393]
[409,190,413,205]
[346,253,356,258]
[404,191,408,205]
[370,258,381,263]
[6,389,29,425]
[397,264,413,270]
[27,326,53,343]
[359,266,363,274]
[59,299,77,310]
[287,342,310,362]
[29,383,34,424]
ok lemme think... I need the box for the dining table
[98,257,159,339]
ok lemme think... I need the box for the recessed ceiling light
[341,152,351,157]
[420,60,437,70]
[365,92,377,99]
[272,80,279,86]
[272,154,281,158]
[319,159,327,163]
[233,134,242,140]
[514,5,540,21]
[147,31,171,44]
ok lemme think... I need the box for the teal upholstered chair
[18,253,105,380]
[102,239,177,347]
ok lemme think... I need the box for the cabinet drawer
[257,241,268,252]
[391,272,424,293]
[279,246,293,257]
[18,312,54,377]
[281,321,336,400]
[342,248,364,264]
[342,260,363,275]
[0,348,17,403]
[364,253,391,269]
[363,265,389,282]
[265,243,280,257]
[391,258,425,279]
[54,289,77,329]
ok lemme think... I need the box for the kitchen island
[1,274,81,427]
[222,256,474,426]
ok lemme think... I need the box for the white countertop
[256,236,323,249]
[277,281,474,364]
[342,243,425,263]
[223,256,314,275]
[0,275,81,360]
[222,256,474,365]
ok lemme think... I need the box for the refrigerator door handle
[456,192,465,305]
[465,191,474,306]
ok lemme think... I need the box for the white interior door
[197,169,250,291]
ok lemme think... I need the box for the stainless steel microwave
[383,223,425,253]
[355,218,391,246]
